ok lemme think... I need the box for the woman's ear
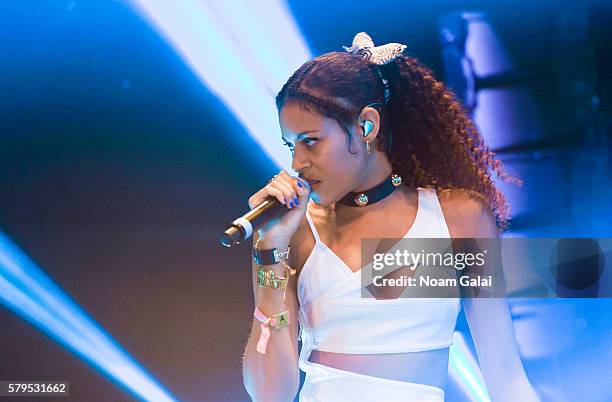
[358,106,381,140]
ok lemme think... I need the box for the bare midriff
[308,348,449,389]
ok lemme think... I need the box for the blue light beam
[0,230,178,402]
[129,0,311,172]
[450,332,491,402]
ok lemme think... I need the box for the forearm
[242,236,300,402]
[481,363,540,402]
[478,334,540,402]
[243,312,299,401]
[465,298,540,402]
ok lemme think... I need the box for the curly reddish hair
[275,51,521,231]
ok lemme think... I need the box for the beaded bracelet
[256,265,289,289]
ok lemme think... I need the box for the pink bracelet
[253,306,290,354]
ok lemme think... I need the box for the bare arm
[463,297,540,402]
[242,232,300,402]
[439,189,540,402]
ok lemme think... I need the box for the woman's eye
[302,138,317,147]
[283,138,317,152]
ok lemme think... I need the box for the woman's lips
[308,180,321,191]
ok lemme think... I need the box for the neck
[334,151,394,218]
[353,151,393,193]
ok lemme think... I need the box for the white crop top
[297,187,461,354]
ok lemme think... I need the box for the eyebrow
[282,130,319,143]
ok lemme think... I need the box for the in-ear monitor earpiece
[363,120,373,137]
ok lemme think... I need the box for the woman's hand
[248,170,311,243]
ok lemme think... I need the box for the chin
[310,191,328,206]
[310,191,336,207]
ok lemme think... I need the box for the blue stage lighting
[450,332,491,402]
[0,231,178,402]
[129,0,311,172]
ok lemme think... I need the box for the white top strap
[304,203,322,244]
[420,188,452,238]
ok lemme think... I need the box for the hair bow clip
[342,32,407,65]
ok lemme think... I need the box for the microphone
[220,176,311,247]
[220,198,287,247]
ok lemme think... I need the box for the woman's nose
[291,150,310,172]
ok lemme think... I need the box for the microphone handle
[220,198,285,247]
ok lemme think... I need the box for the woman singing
[242,32,540,402]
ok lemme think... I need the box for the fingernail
[295,197,299,205]
[298,178,311,191]
[297,181,303,188]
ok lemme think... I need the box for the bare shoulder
[436,187,499,238]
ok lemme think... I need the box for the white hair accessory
[342,32,406,66]
[343,32,406,103]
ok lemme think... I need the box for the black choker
[338,173,403,207]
